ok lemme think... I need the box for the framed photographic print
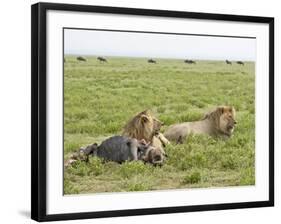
[31,2,274,222]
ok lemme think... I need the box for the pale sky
[64,29,256,61]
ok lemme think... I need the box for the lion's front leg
[157,133,170,147]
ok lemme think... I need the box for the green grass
[64,56,255,194]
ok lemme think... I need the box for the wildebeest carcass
[148,59,157,64]
[236,61,244,65]
[76,56,87,62]
[89,136,166,165]
[225,60,232,65]
[184,59,196,64]
[65,136,166,167]
[97,56,107,63]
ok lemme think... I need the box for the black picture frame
[31,2,274,222]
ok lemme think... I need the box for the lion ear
[140,109,149,114]
[140,114,149,123]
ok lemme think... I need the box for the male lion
[122,110,170,151]
[164,106,237,143]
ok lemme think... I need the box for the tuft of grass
[124,178,152,191]
[63,177,80,194]
[119,161,152,178]
[182,171,201,184]
[67,157,104,177]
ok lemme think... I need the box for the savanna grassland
[64,56,255,194]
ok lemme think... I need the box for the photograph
[31,3,274,221]
[63,28,256,195]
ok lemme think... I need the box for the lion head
[122,110,163,143]
[203,106,237,137]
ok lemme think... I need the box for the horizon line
[64,54,255,62]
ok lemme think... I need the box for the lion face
[218,106,237,136]
[152,117,164,135]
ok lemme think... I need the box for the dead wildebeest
[77,56,87,62]
[226,60,232,65]
[184,59,196,64]
[148,59,157,64]
[97,56,107,63]
[236,61,244,65]
[97,136,167,166]
[98,136,166,165]
[75,136,166,166]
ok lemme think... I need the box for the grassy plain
[63,56,255,194]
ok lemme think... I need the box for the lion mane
[202,106,236,135]
[122,110,170,148]
[122,110,155,143]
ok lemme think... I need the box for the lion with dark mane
[164,106,237,143]
[122,110,170,152]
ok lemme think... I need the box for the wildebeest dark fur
[184,59,196,64]
[225,60,232,65]
[148,59,156,64]
[82,136,152,163]
[236,61,244,65]
[77,56,87,61]
[64,136,167,168]
[97,57,107,62]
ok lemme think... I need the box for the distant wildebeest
[225,60,232,65]
[184,59,196,64]
[76,56,87,62]
[148,59,157,64]
[236,61,244,66]
[97,56,107,63]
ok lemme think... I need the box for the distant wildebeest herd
[63,56,246,66]
[225,60,245,65]
[65,107,237,168]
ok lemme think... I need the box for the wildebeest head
[141,144,167,166]
[226,60,232,64]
